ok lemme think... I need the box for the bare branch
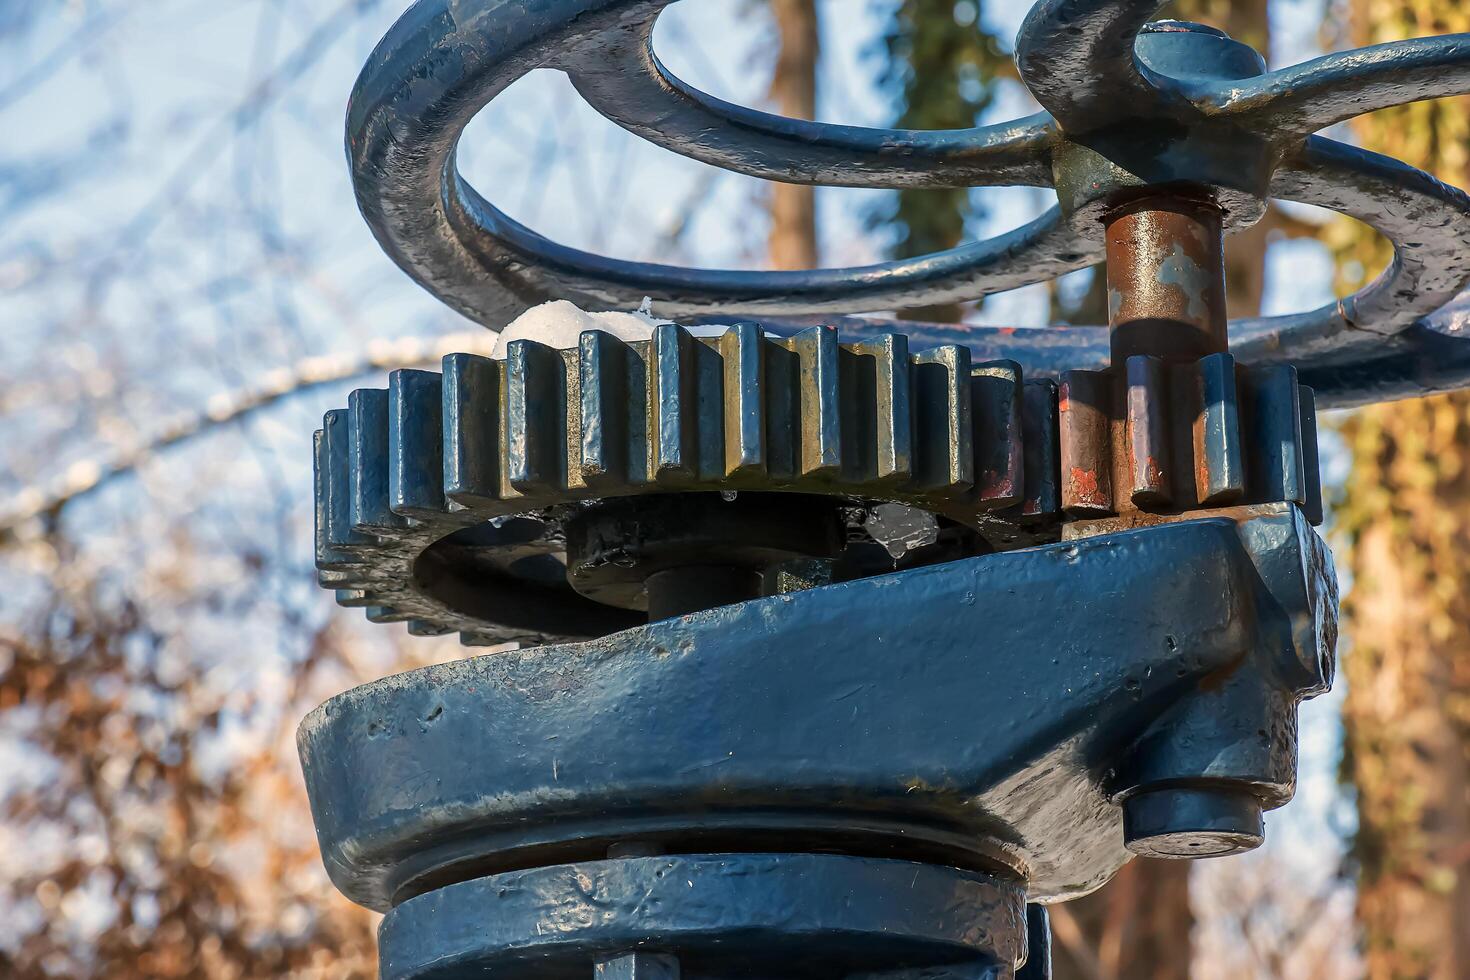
[1048,904,1107,980]
[0,331,495,537]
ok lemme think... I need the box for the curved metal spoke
[1232,136,1470,367]
[1293,316,1470,409]
[1015,0,1162,131]
[570,8,1056,189]
[1205,34,1470,141]
[348,0,1088,326]
[1287,138,1470,332]
[449,186,1100,319]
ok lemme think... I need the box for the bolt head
[1123,787,1265,859]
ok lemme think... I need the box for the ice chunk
[490,299,739,358]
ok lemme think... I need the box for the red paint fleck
[1070,466,1101,502]
[980,470,1017,500]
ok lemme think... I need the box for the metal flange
[376,854,1028,980]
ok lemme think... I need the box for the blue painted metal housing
[301,506,1334,975]
[301,508,1335,907]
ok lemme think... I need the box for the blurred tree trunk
[1048,4,1269,978]
[767,0,820,270]
[1335,0,1470,976]
[1050,860,1193,980]
[878,0,1006,322]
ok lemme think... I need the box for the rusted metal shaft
[1061,189,1244,520]
[1105,193,1229,364]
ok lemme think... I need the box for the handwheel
[346,0,1470,407]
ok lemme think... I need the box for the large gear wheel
[316,324,1055,646]
[315,321,1321,646]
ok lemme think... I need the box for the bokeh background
[0,1,1464,977]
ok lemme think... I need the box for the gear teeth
[408,620,455,637]
[719,323,766,479]
[1052,355,1320,525]
[1298,386,1323,526]
[1058,369,1114,516]
[312,322,1327,648]
[1008,379,1061,519]
[835,333,914,488]
[972,360,1023,507]
[366,605,412,624]
[1241,364,1306,507]
[349,388,405,534]
[1194,353,1244,506]
[911,344,973,493]
[380,326,1028,515]
[868,333,914,485]
[442,352,501,508]
[762,335,798,481]
[1123,356,1170,508]
[390,369,446,520]
[792,327,842,479]
[323,409,374,553]
[691,331,726,483]
[312,325,1107,647]
[506,339,568,495]
[650,323,700,482]
[578,330,631,489]
[313,429,350,575]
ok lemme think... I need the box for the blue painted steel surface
[376,854,1026,979]
[300,508,1335,912]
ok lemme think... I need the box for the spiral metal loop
[347,0,1470,408]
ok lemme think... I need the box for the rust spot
[1196,654,1248,693]
[1144,455,1165,489]
[980,471,1017,500]
[1070,466,1101,501]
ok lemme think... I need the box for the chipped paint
[1069,466,1102,502]
[1156,242,1212,321]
